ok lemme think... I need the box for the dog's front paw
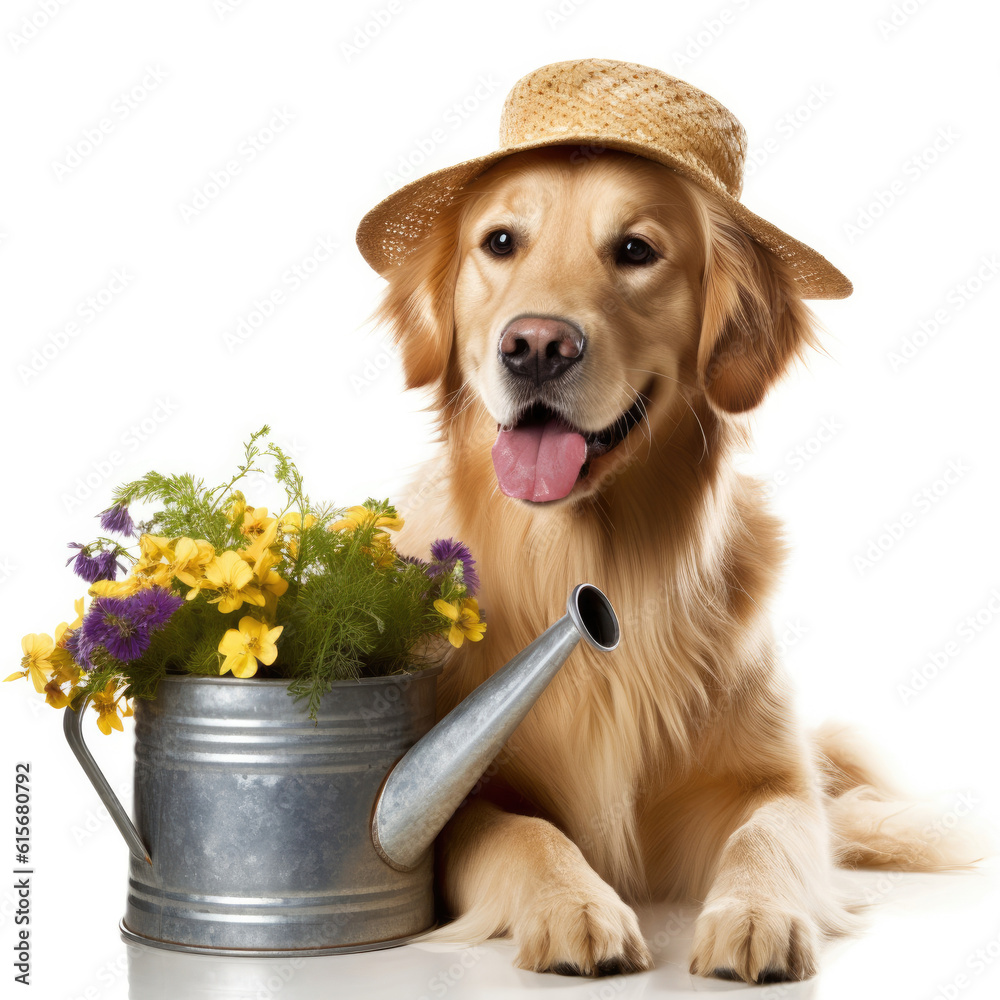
[689,895,819,984]
[512,877,652,977]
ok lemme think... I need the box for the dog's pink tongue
[492,419,587,502]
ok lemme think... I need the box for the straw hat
[356,58,851,299]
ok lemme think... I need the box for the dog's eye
[616,237,656,266]
[484,230,515,256]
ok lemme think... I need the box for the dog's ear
[369,210,463,392]
[696,218,820,414]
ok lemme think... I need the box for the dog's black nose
[499,317,585,384]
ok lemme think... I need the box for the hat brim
[356,135,852,300]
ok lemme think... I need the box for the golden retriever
[371,145,973,982]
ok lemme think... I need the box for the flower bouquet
[7,426,485,731]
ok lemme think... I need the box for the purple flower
[66,543,124,583]
[66,543,108,583]
[81,597,152,663]
[428,538,480,596]
[96,549,126,581]
[64,627,96,672]
[399,553,429,568]
[132,587,184,630]
[76,589,182,665]
[99,504,135,537]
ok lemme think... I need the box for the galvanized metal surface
[372,584,620,870]
[118,918,437,958]
[64,697,151,865]
[69,668,441,954]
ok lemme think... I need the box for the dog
[357,61,976,983]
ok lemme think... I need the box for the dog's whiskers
[622,378,654,464]
[623,366,709,464]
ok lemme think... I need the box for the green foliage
[111,426,276,551]
[280,539,448,717]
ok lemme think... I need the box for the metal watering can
[64,584,620,955]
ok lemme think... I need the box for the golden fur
[370,147,975,982]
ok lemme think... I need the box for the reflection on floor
[124,866,999,999]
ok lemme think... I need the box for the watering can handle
[63,696,152,865]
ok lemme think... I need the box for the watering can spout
[371,583,620,871]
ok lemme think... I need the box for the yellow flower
[16,603,88,707]
[199,551,266,613]
[5,634,58,692]
[226,493,246,523]
[434,598,487,648]
[139,533,173,561]
[241,506,278,542]
[90,680,130,735]
[218,616,284,678]
[43,678,73,709]
[239,520,279,575]
[129,534,175,589]
[330,505,404,534]
[245,547,288,617]
[53,597,86,648]
[89,575,149,598]
[168,537,215,588]
[49,649,81,688]
[278,511,316,533]
[367,533,397,569]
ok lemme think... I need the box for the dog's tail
[813,721,988,871]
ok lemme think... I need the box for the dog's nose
[498,317,585,384]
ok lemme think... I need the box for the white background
[2,1,999,997]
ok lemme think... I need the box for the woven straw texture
[356,59,852,299]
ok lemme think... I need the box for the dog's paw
[512,879,652,977]
[689,896,819,984]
